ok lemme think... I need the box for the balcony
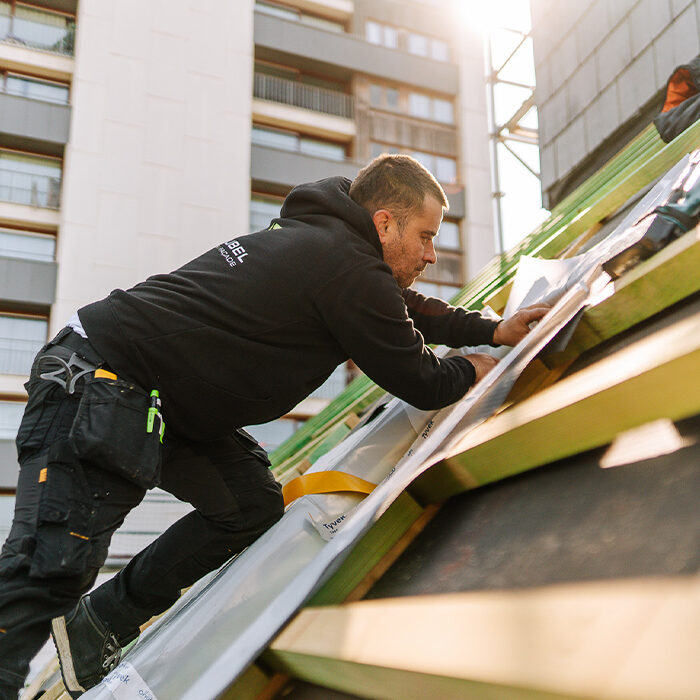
[254,73,354,119]
[254,10,457,94]
[253,73,355,141]
[0,4,75,57]
[0,168,61,209]
[0,91,70,150]
[251,142,359,190]
[251,143,466,217]
[0,256,57,305]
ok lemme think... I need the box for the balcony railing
[0,8,75,56]
[0,169,61,209]
[253,73,354,119]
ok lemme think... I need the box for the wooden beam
[409,311,700,504]
[267,576,700,700]
[545,226,700,368]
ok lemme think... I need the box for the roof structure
[25,121,700,700]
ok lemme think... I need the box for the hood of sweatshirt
[280,176,383,258]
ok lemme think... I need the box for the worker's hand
[492,304,550,346]
[464,353,499,384]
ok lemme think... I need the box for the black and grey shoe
[50,596,136,698]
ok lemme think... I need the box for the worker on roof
[0,154,547,699]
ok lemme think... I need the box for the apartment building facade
[0,0,495,548]
[531,0,700,208]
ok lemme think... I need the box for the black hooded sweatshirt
[79,177,499,440]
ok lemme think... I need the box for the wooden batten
[545,226,700,368]
[266,576,700,700]
[410,310,700,504]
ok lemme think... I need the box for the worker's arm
[403,289,550,348]
[316,265,491,410]
[401,288,499,347]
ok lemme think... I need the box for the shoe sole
[51,615,86,696]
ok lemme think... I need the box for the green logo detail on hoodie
[268,222,282,230]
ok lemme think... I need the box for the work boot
[50,596,137,698]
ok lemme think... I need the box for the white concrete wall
[532,0,700,205]
[52,0,254,333]
[457,23,496,281]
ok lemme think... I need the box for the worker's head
[350,154,448,288]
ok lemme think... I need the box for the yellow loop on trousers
[282,472,377,507]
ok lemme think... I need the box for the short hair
[349,154,449,228]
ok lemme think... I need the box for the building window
[426,252,462,285]
[407,32,428,57]
[365,20,397,48]
[369,83,400,111]
[256,1,344,32]
[0,314,47,376]
[364,21,449,62]
[430,38,449,61]
[370,144,457,184]
[409,150,457,184]
[435,155,457,183]
[436,220,460,251]
[249,196,282,233]
[252,125,345,161]
[433,98,454,124]
[299,138,345,160]
[370,142,399,159]
[408,92,431,119]
[0,150,62,208]
[408,92,454,123]
[0,1,75,56]
[407,32,449,61]
[0,400,24,440]
[1,72,69,104]
[0,228,55,261]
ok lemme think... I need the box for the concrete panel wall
[0,257,56,305]
[0,93,71,146]
[532,0,700,207]
[254,11,458,95]
[51,0,255,334]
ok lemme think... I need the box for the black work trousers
[0,330,284,695]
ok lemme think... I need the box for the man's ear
[372,209,392,244]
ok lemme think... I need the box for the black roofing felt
[366,413,700,599]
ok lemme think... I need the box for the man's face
[374,195,443,288]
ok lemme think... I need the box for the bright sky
[458,0,550,253]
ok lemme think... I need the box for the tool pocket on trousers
[16,374,79,461]
[69,377,162,489]
[29,442,94,578]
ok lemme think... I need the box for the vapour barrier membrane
[83,153,693,700]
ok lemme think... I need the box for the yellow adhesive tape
[283,471,376,507]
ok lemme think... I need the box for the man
[0,155,547,698]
